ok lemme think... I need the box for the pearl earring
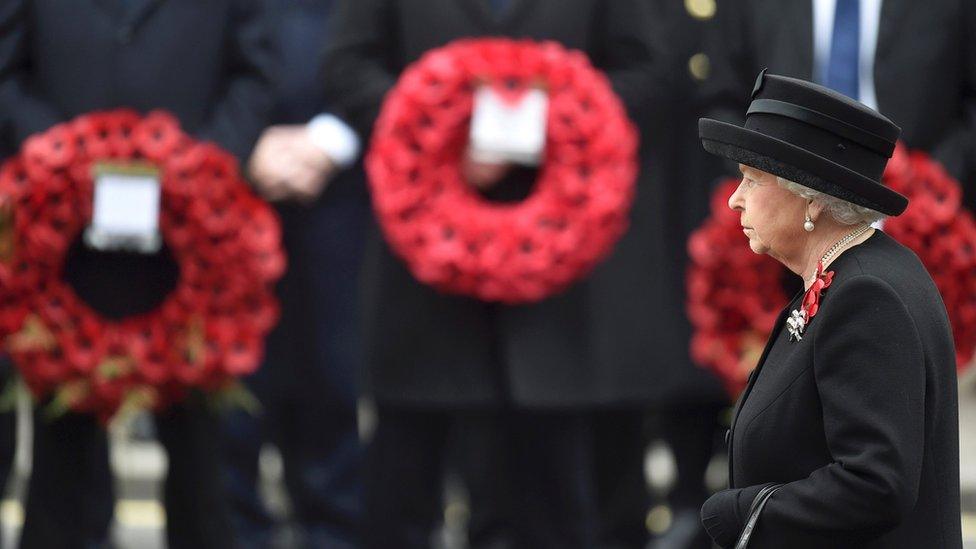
[803,213,815,232]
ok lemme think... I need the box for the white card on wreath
[469,85,548,166]
[86,163,162,253]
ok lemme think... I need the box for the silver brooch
[786,308,808,341]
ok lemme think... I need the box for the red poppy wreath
[0,110,285,422]
[366,38,639,303]
[687,144,976,396]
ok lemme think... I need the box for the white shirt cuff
[306,113,361,169]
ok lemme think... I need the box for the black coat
[701,0,976,211]
[0,0,274,318]
[701,231,962,548]
[323,0,689,407]
[638,0,730,406]
[0,0,273,160]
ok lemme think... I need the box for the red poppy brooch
[787,261,834,342]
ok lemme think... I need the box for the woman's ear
[807,199,826,222]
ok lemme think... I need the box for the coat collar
[730,293,799,429]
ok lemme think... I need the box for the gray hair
[775,176,886,226]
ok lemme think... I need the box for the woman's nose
[728,181,745,211]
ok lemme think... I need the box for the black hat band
[743,112,889,184]
[747,99,896,157]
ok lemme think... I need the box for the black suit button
[725,429,731,445]
[117,26,134,44]
[685,0,716,20]
[688,53,710,81]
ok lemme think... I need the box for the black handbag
[734,483,784,549]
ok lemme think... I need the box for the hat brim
[699,118,907,216]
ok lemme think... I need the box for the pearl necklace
[821,223,872,266]
[804,223,871,285]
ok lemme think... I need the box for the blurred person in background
[220,0,367,547]
[321,1,684,548]
[590,2,731,549]
[0,1,273,547]
[702,0,976,208]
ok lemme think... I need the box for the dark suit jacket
[636,0,729,405]
[0,0,274,317]
[701,231,961,548]
[702,0,976,211]
[323,0,684,407]
[0,0,273,160]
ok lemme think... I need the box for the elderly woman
[696,71,962,548]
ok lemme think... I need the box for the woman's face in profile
[727,164,807,259]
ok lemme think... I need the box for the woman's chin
[747,239,769,255]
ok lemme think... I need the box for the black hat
[699,70,907,216]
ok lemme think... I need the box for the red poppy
[799,262,834,320]
[134,111,185,162]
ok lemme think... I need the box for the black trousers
[20,394,234,549]
[592,405,726,549]
[220,194,367,549]
[364,405,597,549]
[593,409,651,547]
